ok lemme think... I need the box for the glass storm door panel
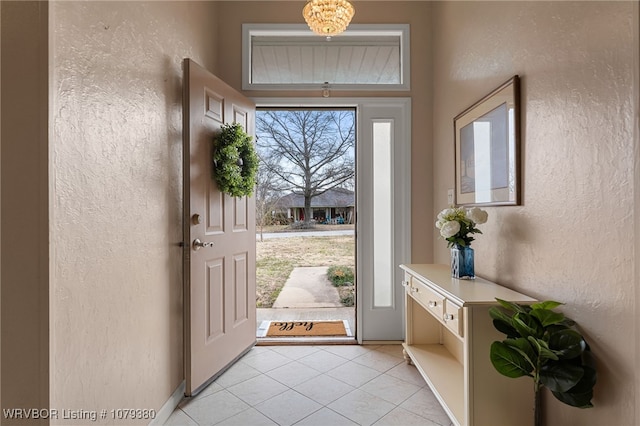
[357,100,411,341]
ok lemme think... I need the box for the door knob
[192,238,214,251]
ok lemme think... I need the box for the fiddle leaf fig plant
[489,299,596,426]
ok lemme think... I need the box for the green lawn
[256,235,355,308]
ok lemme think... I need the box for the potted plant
[489,299,596,426]
[435,206,488,279]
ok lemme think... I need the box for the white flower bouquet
[435,206,488,248]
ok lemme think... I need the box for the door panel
[357,100,411,341]
[233,107,248,129]
[183,59,256,396]
[233,253,248,323]
[205,170,224,234]
[206,259,224,341]
[233,197,248,230]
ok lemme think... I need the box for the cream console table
[400,264,537,426]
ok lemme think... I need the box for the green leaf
[495,298,528,314]
[492,319,519,338]
[490,341,533,378]
[527,336,559,361]
[503,337,537,368]
[567,364,597,393]
[548,329,586,359]
[545,324,571,335]
[531,300,564,310]
[489,307,519,337]
[581,346,597,370]
[530,308,566,327]
[540,362,584,392]
[513,313,543,338]
[489,306,510,322]
[550,364,596,408]
[551,389,593,408]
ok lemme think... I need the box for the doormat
[257,320,352,338]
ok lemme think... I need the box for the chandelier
[303,0,355,37]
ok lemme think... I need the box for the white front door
[183,59,257,396]
[357,100,411,341]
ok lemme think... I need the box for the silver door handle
[192,238,214,251]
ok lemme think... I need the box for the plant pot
[451,244,475,279]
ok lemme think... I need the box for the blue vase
[451,245,475,279]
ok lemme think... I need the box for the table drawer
[409,277,445,318]
[443,300,463,337]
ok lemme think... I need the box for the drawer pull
[401,280,410,287]
[428,301,437,308]
[411,287,419,293]
[444,313,455,321]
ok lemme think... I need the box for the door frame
[253,97,412,343]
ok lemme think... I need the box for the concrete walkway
[272,266,342,308]
[258,266,355,340]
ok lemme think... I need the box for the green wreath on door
[212,123,259,197]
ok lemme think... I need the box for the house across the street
[275,188,354,224]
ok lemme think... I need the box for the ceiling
[250,34,403,86]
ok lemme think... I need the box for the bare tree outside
[255,153,286,242]
[256,109,355,227]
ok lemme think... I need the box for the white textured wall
[432,2,636,425]
[50,1,218,422]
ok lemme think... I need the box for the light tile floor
[165,344,453,426]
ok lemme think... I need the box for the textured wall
[431,2,636,425]
[634,0,640,417]
[50,1,217,422]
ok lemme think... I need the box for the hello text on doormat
[265,320,348,337]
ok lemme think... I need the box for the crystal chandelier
[303,0,355,37]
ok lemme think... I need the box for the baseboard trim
[149,380,185,425]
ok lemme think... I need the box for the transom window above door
[242,24,410,91]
